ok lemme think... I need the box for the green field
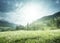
[0,30,60,43]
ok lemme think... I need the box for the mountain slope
[0,20,17,31]
[0,20,16,28]
[27,12,60,30]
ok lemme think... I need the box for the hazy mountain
[27,12,60,30]
[0,20,16,28]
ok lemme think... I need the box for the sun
[20,3,41,24]
[13,2,48,25]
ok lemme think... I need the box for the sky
[0,0,60,25]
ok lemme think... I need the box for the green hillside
[26,12,60,30]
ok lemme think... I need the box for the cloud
[0,0,23,12]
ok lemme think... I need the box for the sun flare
[12,2,53,25]
[20,3,42,24]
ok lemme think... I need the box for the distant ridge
[0,20,16,28]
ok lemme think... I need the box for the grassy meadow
[0,30,60,43]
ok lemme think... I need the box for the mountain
[0,20,16,28]
[37,12,60,21]
[27,12,60,30]
[0,20,17,31]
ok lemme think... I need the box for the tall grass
[0,30,60,43]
